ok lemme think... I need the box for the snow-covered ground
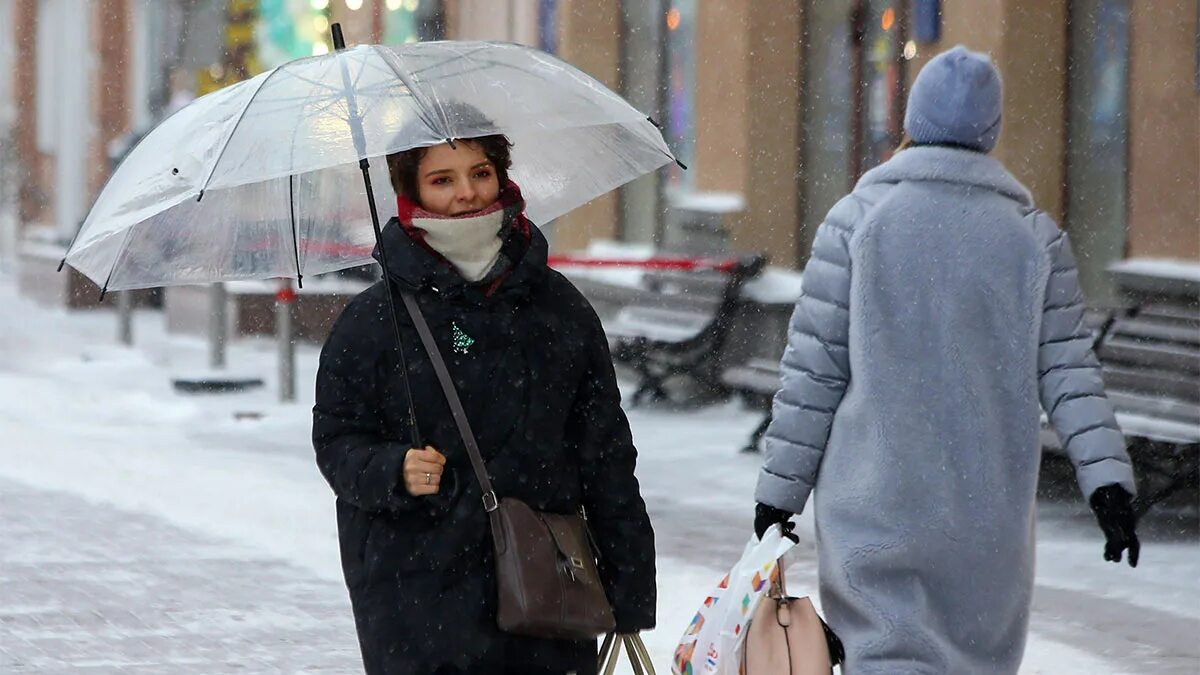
[1,270,1196,674]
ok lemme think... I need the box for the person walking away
[752,45,1139,674]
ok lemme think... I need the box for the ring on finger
[425,472,432,485]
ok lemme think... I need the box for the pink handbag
[742,562,845,674]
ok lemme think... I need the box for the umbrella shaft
[361,158,422,449]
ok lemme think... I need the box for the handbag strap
[399,290,500,513]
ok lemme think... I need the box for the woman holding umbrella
[312,126,656,674]
[60,35,674,673]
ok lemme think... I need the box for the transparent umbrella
[61,33,678,294]
[62,28,680,439]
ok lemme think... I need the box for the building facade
[6,0,1197,305]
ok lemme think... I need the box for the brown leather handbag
[401,291,616,641]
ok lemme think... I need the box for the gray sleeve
[754,197,856,514]
[1037,223,1137,499]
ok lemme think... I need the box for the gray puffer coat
[756,145,1136,674]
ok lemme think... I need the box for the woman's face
[415,142,501,216]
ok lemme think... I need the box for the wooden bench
[1042,261,1199,513]
[606,255,767,406]
[725,262,1200,498]
[720,357,783,452]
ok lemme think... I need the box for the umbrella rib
[401,43,495,78]
[98,227,137,298]
[197,66,288,199]
[370,45,447,139]
[289,174,303,288]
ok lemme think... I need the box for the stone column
[693,0,803,266]
[1127,0,1199,259]
[548,0,621,253]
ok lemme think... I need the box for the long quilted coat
[756,145,1136,674]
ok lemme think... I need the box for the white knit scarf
[410,202,506,282]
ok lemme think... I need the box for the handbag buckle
[561,556,586,582]
[481,491,499,512]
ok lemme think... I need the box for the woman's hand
[403,446,447,497]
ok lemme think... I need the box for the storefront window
[799,0,906,257]
[665,0,696,189]
[257,0,331,65]
[538,0,558,54]
[1066,0,1129,304]
[855,0,905,175]
[800,0,856,250]
[385,0,445,43]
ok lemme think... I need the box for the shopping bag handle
[599,632,657,675]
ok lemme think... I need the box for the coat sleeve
[312,297,423,513]
[568,309,656,632]
[755,194,859,515]
[1035,215,1137,499]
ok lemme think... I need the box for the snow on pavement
[1,272,1194,673]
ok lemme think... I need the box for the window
[36,0,62,154]
[800,0,856,246]
[853,0,906,175]
[1065,0,1129,304]
[664,0,696,189]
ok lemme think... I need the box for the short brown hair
[385,135,513,200]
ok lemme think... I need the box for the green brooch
[451,321,475,354]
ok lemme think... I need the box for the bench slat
[1099,337,1200,375]
[1107,390,1200,425]
[721,367,781,394]
[1102,365,1200,404]
[604,306,712,342]
[1108,318,1200,346]
[1135,302,1200,325]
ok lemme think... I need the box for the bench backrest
[1097,298,1200,427]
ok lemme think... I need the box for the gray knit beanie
[904,45,1003,152]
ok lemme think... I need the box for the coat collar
[856,146,1034,208]
[373,215,548,303]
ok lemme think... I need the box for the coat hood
[856,145,1034,208]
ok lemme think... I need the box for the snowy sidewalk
[0,271,1196,673]
[0,478,360,674]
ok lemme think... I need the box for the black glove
[1089,484,1140,568]
[754,503,794,540]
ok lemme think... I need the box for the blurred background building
[2,0,1197,306]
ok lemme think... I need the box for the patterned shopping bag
[672,526,797,675]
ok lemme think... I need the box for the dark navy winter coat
[313,219,655,674]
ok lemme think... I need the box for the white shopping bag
[672,525,797,675]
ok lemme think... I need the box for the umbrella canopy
[64,40,676,292]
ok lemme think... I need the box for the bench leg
[741,413,772,454]
[630,377,670,407]
[1131,443,1199,517]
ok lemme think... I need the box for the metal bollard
[209,282,227,369]
[277,280,296,402]
[117,290,134,345]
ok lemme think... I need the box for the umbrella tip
[646,115,663,130]
[196,190,205,203]
[98,285,108,302]
[57,258,66,272]
[297,274,304,290]
[331,23,346,50]
[675,158,689,171]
